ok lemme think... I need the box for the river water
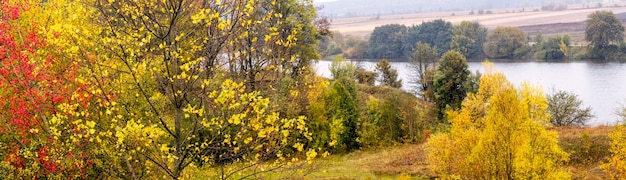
[314,60,626,126]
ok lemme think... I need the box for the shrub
[355,68,377,86]
[548,90,593,127]
[425,62,570,179]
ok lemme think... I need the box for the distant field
[330,2,626,41]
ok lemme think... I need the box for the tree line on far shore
[319,10,626,61]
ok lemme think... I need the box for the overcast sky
[315,0,336,2]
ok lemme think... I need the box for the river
[314,60,626,126]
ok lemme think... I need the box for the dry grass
[348,144,430,177]
[303,144,432,179]
[188,126,616,179]
[556,126,614,180]
[305,126,615,179]
[555,125,613,138]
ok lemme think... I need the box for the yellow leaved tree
[602,124,626,179]
[83,0,318,179]
[425,62,569,179]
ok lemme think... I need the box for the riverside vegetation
[2,0,626,179]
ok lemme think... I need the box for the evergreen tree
[432,50,470,121]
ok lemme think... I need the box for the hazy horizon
[315,0,614,18]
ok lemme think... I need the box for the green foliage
[513,44,533,59]
[343,40,370,59]
[409,42,439,97]
[367,24,408,59]
[484,26,527,59]
[326,77,361,152]
[464,70,482,95]
[320,31,370,59]
[358,96,382,147]
[534,31,544,44]
[433,50,470,122]
[586,10,625,60]
[421,68,437,103]
[305,76,333,150]
[329,56,357,80]
[450,21,488,59]
[426,63,570,179]
[375,59,402,88]
[536,35,571,60]
[276,0,322,77]
[376,91,405,142]
[355,68,377,86]
[405,19,453,56]
[548,90,593,126]
[356,85,426,145]
[586,10,624,49]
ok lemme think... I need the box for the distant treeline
[320,10,626,61]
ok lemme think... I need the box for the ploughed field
[330,2,626,42]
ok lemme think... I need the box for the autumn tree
[602,125,626,178]
[600,105,626,178]
[586,10,624,49]
[432,50,470,121]
[547,90,593,126]
[425,62,570,179]
[409,42,438,97]
[0,0,101,178]
[85,0,318,178]
[308,59,363,152]
[450,21,488,59]
[272,0,322,79]
[484,26,527,58]
[375,59,402,88]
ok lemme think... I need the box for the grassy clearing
[186,144,431,179]
[303,126,614,179]
[304,144,431,179]
[556,126,613,180]
[188,126,614,179]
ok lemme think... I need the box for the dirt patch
[518,12,626,42]
[519,22,585,35]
